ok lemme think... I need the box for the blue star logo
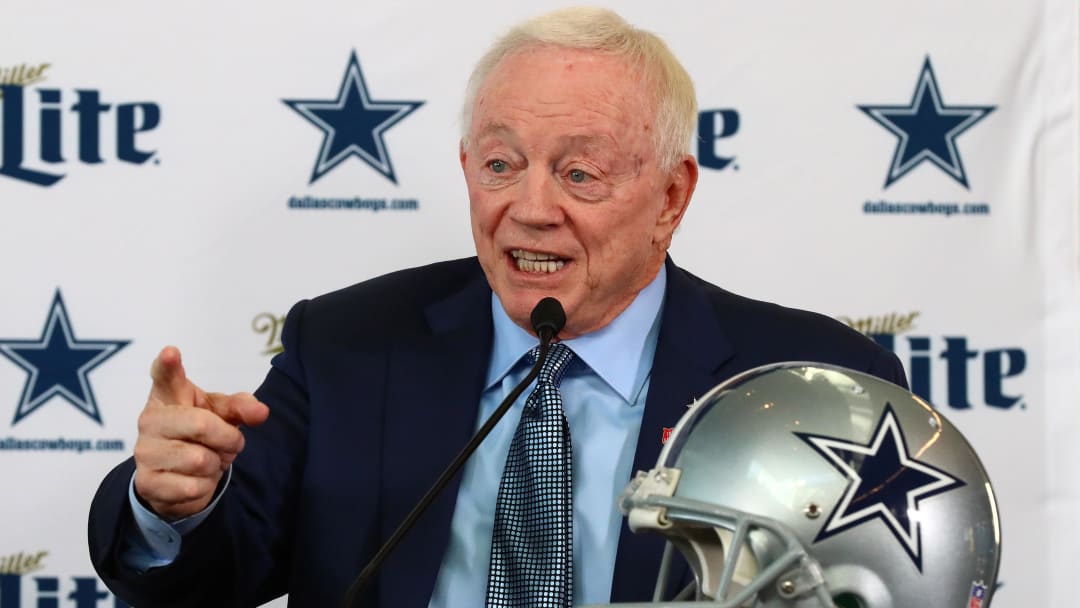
[283,51,424,185]
[859,57,995,189]
[796,404,964,570]
[0,290,129,425]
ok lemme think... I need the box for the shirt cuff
[121,467,232,570]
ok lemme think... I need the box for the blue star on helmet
[859,57,995,189]
[0,290,129,425]
[283,51,424,185]
[795,404,964,571]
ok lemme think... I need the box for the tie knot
[527,342,575,386]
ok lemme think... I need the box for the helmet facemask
[622,468,839,607]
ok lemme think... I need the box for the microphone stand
[341,300,563,608]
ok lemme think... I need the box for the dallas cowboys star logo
[283,51,424,185]
[859,57,995,189]
[0,290,129,425]
[796,404,964,571]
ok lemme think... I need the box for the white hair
[461,7,697,171]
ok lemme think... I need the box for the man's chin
[498,290,574,331]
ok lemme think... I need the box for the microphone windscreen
[530,297,566,337]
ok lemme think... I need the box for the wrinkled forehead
[468,47,656,148]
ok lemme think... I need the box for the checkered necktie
[486,342,575,607]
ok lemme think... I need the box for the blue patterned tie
[486,342,575,607]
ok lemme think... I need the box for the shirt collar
[485,265,667,404]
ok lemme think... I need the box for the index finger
[149,346,196,406]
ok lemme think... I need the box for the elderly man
[89,7,906,608]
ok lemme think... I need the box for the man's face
[462,46,696,338]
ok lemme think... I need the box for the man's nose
[507,169,565,228]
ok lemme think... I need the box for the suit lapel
[610,259,735,601]
[370,259,737,604]
[379,268,494,607]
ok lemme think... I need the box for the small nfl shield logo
[968,581,987,608]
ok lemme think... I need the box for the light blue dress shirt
[124,266,666,607]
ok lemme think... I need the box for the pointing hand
[132,346,269,520]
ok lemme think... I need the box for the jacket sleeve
[88,300,314,608]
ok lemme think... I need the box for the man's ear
[654,155,699,248]
[459,139,468,173]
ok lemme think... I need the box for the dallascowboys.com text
[288,196,419,211]
[0,436,125,452]
[863,200,991,216]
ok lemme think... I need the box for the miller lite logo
[839,311,1029,411]
[0,77,161,187]
[0,549,130,606]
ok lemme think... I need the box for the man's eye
[489,160,508,173]
[568,169,589,183]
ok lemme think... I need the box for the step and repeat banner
[1,1,1077,606]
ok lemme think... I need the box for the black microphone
[341,297,566,608]
[531,296,566,343]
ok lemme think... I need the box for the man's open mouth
[510,249,568,274]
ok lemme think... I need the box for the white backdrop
[0,1,1076,606]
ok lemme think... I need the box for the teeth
[514,257,566,273]
[511,249,559,261]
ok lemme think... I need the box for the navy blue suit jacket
[89,257,907,607]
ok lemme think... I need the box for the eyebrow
[475,123,615,151]
[475,122,515,141]
[560,133,617,152]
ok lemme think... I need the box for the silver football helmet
[610,362,1000,608]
